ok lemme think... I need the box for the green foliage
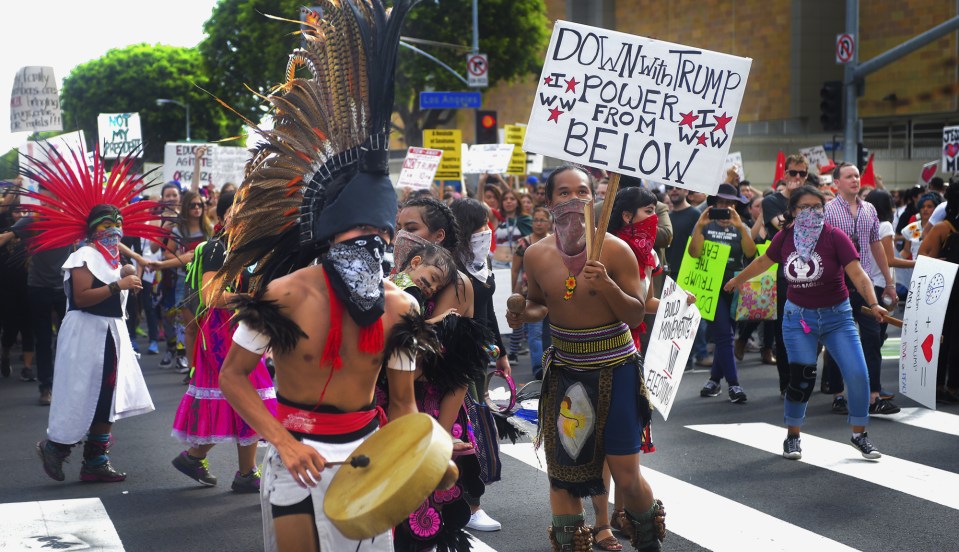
[0,148,18,180]
[59,44,236,162]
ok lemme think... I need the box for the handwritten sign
[423,129,462,180]
[18,131,90,204]
[213,146,248,189]
[504,124,527,175]
[724,151,744,181]
[645,276,702,420]
[396,147,444,190]
[675,237,730,321]
[919,160,939,185]
[900,256,957,410]
[97,113,142,158]
[523,21,751,195]
[799,145,830,172]
[10,66,62,133]
[942,125,959,174]
[163,143,213,185]
[464,144,514,174]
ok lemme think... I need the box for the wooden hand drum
[324,413,456,540]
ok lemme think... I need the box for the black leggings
[0,284,33,351]
[92,333,118,425]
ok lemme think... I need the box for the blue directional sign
[419,91,482,110]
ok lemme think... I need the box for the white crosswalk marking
[0,498,124,551]
[687,422,959,510]
[884,407,959,437]
[501,442,860,552]
[466,532,499,551]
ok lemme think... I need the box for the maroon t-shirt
[766,223,860,309]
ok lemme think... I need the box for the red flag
[773,151,786,183]
[818,159,837,176]
[860,153,876,187]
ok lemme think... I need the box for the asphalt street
[1,319,957,552]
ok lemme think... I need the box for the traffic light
[819,81,843,131]
[475,110,498,144]
[857,143,870,172]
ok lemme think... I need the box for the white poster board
[18,131,89,204]
[919,160,939,185]
[900,256,958,410]
[723,151,744,181]
[213,146,248,189]
[800,145,830,172]
[10,66,62,133]
[523,21,751,195]
[163,143,213,186]
[464,144,514,174]
[97,113,143,158]
[644,276,702,420]
[942,125,959,174]
[396,147,444,190]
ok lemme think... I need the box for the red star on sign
[544,76,553,85]
[547,107,564,123]
[713,112,733,133]
[696,133,708,146]
[565,76,579,93]
[679,110,698,128]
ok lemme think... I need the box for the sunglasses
[787,170,808,178]
[188,202,204,209]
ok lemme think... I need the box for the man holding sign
[506,166,665,552]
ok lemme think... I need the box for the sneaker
[782,435,802,460]
[20,367,36,382]
[700,380,721,397]
[466,509,501,532]
[850,432,881,459]
[831,396,848,414]
[39,389,52,406]
[80,460,127,482]
[728,385,747,403]
[231,468,261,493]
[159,351,174,369]
[147,341,160,355]
[130,340,140,354]
[868,398,901,415]
[694,355,714,367]
[37,440,71,481]
[175,356,189,373]
[136,326,148,337]
[172,451,217,486]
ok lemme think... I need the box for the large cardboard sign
[163,143,214,186]
[18,131,90,204]
[645,276,702,420]
[675,237,730,321]
[464,144,514,174]
[919,160,939,185]
[423,129,462,180]
[523,21,751,195]
[396,147,444,190]
[900,256,957,410]
[942,125,959,174]
[724,151,744,181]
[213,146,248,188]
[504,125,527,175]
[10,66,62,133]
[800,145,830,172]
[97,113,143,159]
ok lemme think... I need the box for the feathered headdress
[16,146,168,252]
[213,0,418,295]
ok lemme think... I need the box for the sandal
[610,510,634,540]
[591,524,623,551]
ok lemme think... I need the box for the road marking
[501,442,859,552]
[466,532,498,551]
[881,337,900,359]
[884,407,959,437]
[0,498,124,551]
[687,422,959,511]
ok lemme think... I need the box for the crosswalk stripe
[0,498,124,551]
[501,442,860,552]
[687,422,959,511]
[884,407,959,437]
[465,532,499,551]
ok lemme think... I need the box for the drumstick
[590,173,621,261]
[326,455,371,468]
[858,306,902,328]
[584,203,594,260]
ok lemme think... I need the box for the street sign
[836,33,855,64]
[419,91,482,110]
[467,53,488,88]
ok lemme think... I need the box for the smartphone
[708,207,730,220]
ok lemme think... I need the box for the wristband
[108,281,121,295]
[868,303,879,309]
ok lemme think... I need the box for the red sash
[275,403,388,436]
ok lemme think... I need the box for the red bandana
[614,214,658,280]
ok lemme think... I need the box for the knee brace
[785,363,817,403]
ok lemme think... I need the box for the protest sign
[213,146,248,189]
[675,237,730,321]
[919,160,939,185]
[645,276,702,420]
[523,21,751,195]
[755,242,777,273]
[423,129,462,180]
[464,144,514,174]
[504,125,527,175]
[900,256,957,410]
[942,125,959,174]
[18,131,90,204]
[163,143,214,185]
[724,151,744,181]
[97,113,143,158]
[799,145,830,172]
[396,147,444,190]
[10,66,62,133]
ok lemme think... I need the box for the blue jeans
[709,292,739,385]
[692,318,709,360]
[781,299,870,427]
[824,287,883,394]
[525,321,544,378]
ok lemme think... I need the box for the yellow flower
[565,276,576,289]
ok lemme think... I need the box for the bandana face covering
[793,208,825,262]
[91,227,123,269]
[615,213,658,280]
[392,230,433,274]
[550,198,589,277]
[322,235,386,327]
[466,229,492,283]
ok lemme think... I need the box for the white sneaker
[466,509,501,531]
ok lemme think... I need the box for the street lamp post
[156,98,190,142]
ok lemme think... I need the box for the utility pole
[472,0,479,54]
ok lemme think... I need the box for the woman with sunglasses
[726,186,888,461]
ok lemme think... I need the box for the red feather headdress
[17,146,169,252]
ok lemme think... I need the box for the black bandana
[322,235,386,327]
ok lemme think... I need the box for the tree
[60,44,235,162]
[199,0,550,146]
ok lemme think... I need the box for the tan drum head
[324,413,453,540]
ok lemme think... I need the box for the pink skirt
[171,308,276,446]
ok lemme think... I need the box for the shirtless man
[219,224,421,552]
[507,166,666,552]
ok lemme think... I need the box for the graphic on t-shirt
[783,251,824,286]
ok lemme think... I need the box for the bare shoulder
[385,279,418,318]
[600,232,633,259]
[262,265,324,310]
[525,236,552,259]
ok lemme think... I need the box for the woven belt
[548,322,636,368]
